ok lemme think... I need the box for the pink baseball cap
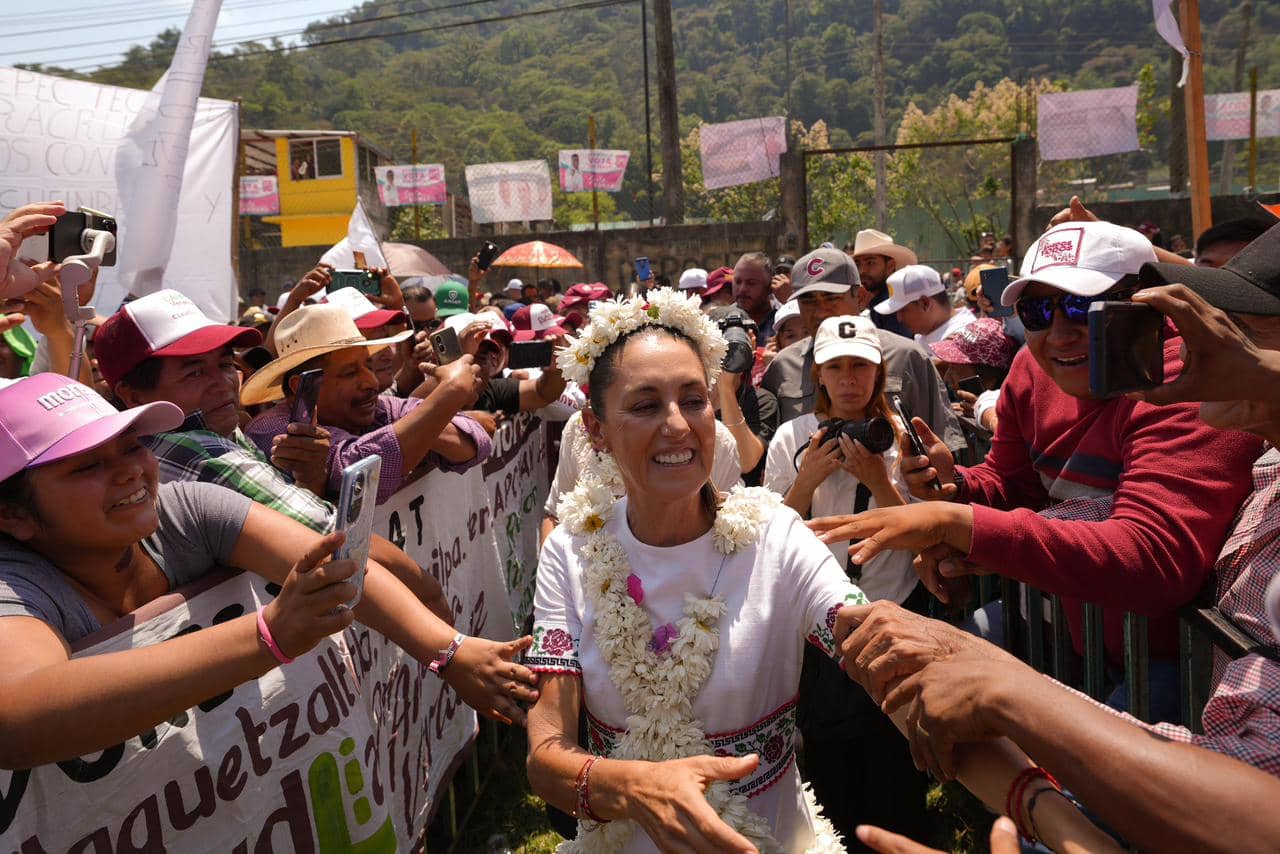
[0,374,183,481]
[703,267,734,297]
[323,287,408,331]
[513,304,568,341]
[929,318,1019,370]
[560,282,611,309]
[95,289,262,389]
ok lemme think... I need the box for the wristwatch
[428,633,466,677]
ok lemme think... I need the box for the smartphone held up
[1087,301,1165,398]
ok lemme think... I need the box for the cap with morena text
[94,289,262,390]
[1000,221,1157,306]
[0,373,182,482]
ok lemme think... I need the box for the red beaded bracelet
[574,755,609,824]
[1005,766,1061,841]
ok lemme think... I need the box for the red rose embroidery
[542,628,573,656]
[762,734,785,764]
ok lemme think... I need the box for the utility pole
[872,0,887,230]
[411,128,420,240]
[589,114,600,230]
[654,0,684,224]
[641,0,655,225]
[1219,0,1252,194]
[1181,0,1212,238]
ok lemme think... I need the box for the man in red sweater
[810,220,1261,721]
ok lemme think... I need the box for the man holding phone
[811,220,1263,722]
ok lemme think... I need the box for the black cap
[1138,220,1280,316]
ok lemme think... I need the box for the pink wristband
[256,608,295,665]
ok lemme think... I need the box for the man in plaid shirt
[93,290,449,616]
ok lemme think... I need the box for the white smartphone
[334,455,381,607]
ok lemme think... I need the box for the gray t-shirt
[0,481,252,644]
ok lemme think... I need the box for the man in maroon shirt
[811,220,1261,721]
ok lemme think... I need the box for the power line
[61,0,637,73]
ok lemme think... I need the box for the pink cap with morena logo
[94,289,262,389]
[514,304,568,341]
[0,374,183,482]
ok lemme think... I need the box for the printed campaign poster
[239,175,279,215]
[699,117,788,190]
[558,149,629,192]
[1038,86,1140,161]
[465,160,553,224]
[377,164,447,207]
[1205,90,1280,141]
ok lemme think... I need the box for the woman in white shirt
[764,315,917,605]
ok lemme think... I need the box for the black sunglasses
[414,317,444,333]
[1015,288,1137,332]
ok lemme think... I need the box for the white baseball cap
[1001,221,1158,306]
[874,265,945,315]
[773,297,801,326]
[679,268,708,290]
[813,315,882,365]
[505,278,524,292]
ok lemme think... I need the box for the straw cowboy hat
[240,304,412,405]
[850,229,919,268]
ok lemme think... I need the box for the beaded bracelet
[574,755,609,824]
[256,608,295,665]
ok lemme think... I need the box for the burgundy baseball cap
[514,304,568,341]
[929,318,1019,370]
[323,287,408,331]
[703,267,734,297]
[0,374,183,481]
[95,290,262,390]
[560,282,611,309]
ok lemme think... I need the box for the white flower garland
[556,288,729,388]
[555,469,844,853]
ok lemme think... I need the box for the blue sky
[2,0,354,74]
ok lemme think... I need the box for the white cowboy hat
[240,304,412,405]
[850,229,919,268]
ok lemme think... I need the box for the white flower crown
[556,287,729,387]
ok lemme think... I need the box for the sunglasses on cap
[1015,287,1137,332]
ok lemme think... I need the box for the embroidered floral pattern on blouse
[806,591,869,658]
[527,623,582,674]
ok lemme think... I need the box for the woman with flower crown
[524,289,862,853]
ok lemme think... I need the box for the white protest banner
[240,175,280,215]
[320,199,389,270]
[699,116,787,190]
[1037,86,1140,161]
[377,164,446,207]
[0,67,238,322]
[1205,89,1280,141]
[558,149,629,192]
[483,413,551,630]
[465,160,553,224]
[114,0,223,304]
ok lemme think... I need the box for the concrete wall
[239,221,782,302]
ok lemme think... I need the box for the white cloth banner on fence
[114,0,223,304]
[1205,89,1280,141]
[465,160,553,224]
[483,413,551,629]
[558,149,629,192]
[699,116,788,190]
[1037,86,1140,161]
[0,67,238,322]
[0,432,553,848]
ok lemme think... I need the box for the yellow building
[241,129,391,248]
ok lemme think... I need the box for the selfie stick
[59,228,115,380]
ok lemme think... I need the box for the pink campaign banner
[1205,90,1280,141]
[699,116,787,190]
[238,176,279,215]
[558,149,629,192]
[377,164,447,207]
[1037,86,1140,161]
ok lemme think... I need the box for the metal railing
[956,415,1262,729]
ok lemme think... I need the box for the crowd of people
[2,194,1279,853]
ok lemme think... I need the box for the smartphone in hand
[334,455,381,608]
[1088,301,1164,398]
[957,375,986,397]
[289,369,323,425]
[635,256,652,282]
[892,393,941,490]
[507,340,554,370]
[476,241,499,271]
[429,326,463,365]
[979,267,1013,318]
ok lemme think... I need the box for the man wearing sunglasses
[812,220,1262,722]
[402,284,439,333]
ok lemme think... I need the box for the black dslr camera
[717,309,755,374]
[816,416,895,454]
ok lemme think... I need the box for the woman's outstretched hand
[857,816,1020,854]
[444,635,539,727]
[260,531,358,660]
[625,754,760,854]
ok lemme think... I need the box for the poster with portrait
[558,149,629,192]
[1205,90,1280,141]
[699,117,788,190]
[465,160,553,224]
[239,175,279,215]
[377,164,447,206]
